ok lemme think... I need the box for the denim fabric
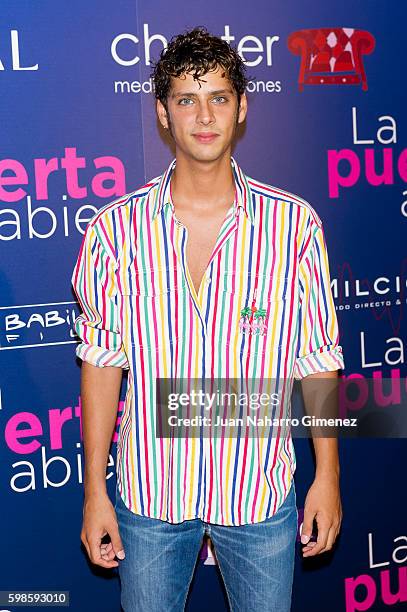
[115,482,298,612]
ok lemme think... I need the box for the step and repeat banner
[1,2,406,611]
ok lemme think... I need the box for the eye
[212,96,228,103]
[178,98,194,105]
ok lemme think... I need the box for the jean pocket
[114,481,119,511]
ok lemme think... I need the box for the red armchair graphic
[287,28,375,91]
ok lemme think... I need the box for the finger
[83,534,114,567]
[81,534,91,560]
[303,518,341,553]
[318,525,337,554]
[110,525,126,560]
[100,547,112,559]
[88,537,119,568]
[302,541,317,552]
[300,509,315,545]
[101,544,118,561]
[303,521,330,557]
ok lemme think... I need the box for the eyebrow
[171,88,234,99]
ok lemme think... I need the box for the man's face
[156,66,247,163]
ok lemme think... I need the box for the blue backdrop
[1,2,406,611]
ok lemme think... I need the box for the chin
[190,146,229,163]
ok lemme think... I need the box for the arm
[80,362,125,568]
[294,218,345,557]
[71,222,129,568]
[300,370,342,558]
[81,362,123,498]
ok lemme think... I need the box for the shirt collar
[150,156,255,225]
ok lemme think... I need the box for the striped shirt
[71,156,345,525]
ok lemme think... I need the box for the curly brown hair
[150,26,249,109]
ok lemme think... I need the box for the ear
[156,99,169,129]
[237,92,248,124]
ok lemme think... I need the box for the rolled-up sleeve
[71,223,129,369]
[294,220,345,380]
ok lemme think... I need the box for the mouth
[192,132,219,144]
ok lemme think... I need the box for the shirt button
[206,277,211,285]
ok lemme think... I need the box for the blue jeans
[115,482,298,611]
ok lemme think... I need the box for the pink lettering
[381,566,407,605]
[61,147,87,198]
[328,148,407,198]
[328,149,360,198]
[345,574,376,611]
[34,157,59,200]
[365,148,393,186]
[5,411,43,454]
[49,407,73,450]
[92,156,127,197]
[0,159,28,202]
[0,148,126,202]
[339,374,369,417]
[372,369,401,407]
[345,567,407,611]
[398,149,407,182]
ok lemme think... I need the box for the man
[72,27,345,612]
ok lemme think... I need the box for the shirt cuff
[294,345,345,380]
[76,342,130,369]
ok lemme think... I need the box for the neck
[171,151,235,213]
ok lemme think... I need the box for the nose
[196,100,215,125]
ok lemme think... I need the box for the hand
[301,475,342,558]
[81,491,125,568]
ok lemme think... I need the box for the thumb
[301,512,314,544]
[110,526,125,560]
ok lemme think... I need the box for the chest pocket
[119,266,187,297]
[219,271,291,302]
[117,266,187,351]
[217,272,294,355]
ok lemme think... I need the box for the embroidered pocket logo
[239,292,268,337]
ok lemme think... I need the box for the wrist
[84,479,108,499]
[315,466,340,482]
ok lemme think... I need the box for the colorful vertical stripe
[71,157,345,525]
